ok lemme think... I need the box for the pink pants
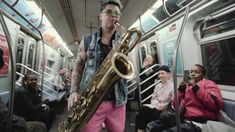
[82,101,126,132]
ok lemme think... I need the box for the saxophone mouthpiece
[115,21,120,26]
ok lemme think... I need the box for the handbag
[159,103,185,126]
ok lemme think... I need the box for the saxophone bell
[111,52,135,79]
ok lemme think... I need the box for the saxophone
[58,23,141,132]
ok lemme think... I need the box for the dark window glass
[165,0,180,15]
[152,5,168,22]
[175,0,193,8]
[200,11,235,38]
[16,37,24,80]
[47,60,54,68]
[27,43,35,68]
[140,46,147,68]
[150,41,157,55]
[150,41,159,63]
[165,0,193,15]
[201,37,235,86]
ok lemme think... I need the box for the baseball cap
[158,65,171,73]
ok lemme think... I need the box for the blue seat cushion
[223,99,235,122]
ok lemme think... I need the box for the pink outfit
[177,79,223,121]
[82,101,126,132]
[151,80,174,109]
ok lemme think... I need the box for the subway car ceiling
[34,0,157,51]
[1,0,195,57]
[35,0,196,56]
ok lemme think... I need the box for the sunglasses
[102,9,121,16]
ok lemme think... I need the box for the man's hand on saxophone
[67,91,81,111]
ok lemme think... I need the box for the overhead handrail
[127,81,138,89]
[16,63,42,76]
[140,80,160,94]
[139,72,158,85]
[139,64,159,76]
[172,5,190,132]
[141,80,161,103]
[0,11,16,132]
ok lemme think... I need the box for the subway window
[27,43,35,69]
[16,37,25,80]
[165,0,193,15]
[140,46,147,68]
[201,37,235,86]
[200,10,235,39]
[150,41,159,63]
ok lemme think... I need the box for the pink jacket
[177,79,223,121]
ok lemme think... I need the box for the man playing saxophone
[67,0,127,131]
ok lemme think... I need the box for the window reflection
[201,37,235,86]
[152,5,168,22]
[165,0,193,15]
[16,37,24,80]
[200,11,235,38]
[27,43,35,69]
[140,46,147,68]
[165,0,180,15]
[150,41,159,63]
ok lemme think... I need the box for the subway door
[25,37,37,70]
[16,32,27,81]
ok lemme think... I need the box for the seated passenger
[55,68,69,92]
[147,64,223,132]
[135,65,174,132]
[140,54,159,104]
[13,72,56,130]
[0,48,47,132]
[0,98,47,132]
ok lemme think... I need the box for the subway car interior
[1,0,235,131]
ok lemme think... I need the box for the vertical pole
[0,11,16,132]
[172,6,190,132]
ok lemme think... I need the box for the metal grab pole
[0,11,16,132]
[172,6,190,132]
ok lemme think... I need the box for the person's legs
[82,102,109,132]
[147,120,170,132]
[104,102,126,132]
[135,106,161,131]
[32,110,56,130]
[163,122,201,132]
[26,121,47,132]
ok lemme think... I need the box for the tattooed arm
[67,39,86,111]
